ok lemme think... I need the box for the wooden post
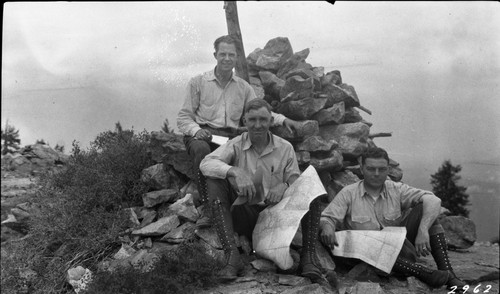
[368,132,393,139]
[224,1,250,82]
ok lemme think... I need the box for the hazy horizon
[2,2,499,179]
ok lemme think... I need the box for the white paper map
[331,227,407,273]
[211,135,228,145]
[252,165,327,270]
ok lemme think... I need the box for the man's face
[361,157,389,189]
[214,42,237,73]
[243,107,274,143]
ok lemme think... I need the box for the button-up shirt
[321,180,434,231]
[176,68,287,137]
[199,132,300,199]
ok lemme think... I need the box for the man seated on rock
[319,147,467,291]
[199,99,327,284]
[177,35,301,228]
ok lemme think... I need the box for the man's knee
[207,178,232,205]
[188,139,211,158]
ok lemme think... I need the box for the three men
[199,99,326,283]
[319,147,466,290]
[176,35,300,227]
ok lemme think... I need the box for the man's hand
[194,129,212,142]
[265,183,287,204]
[415,229,431,257]
[228,167,256,202]
[320,222,339,248]
[283,118,301,134]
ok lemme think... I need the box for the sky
[2,1,500,180]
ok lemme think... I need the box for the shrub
[1,126,155,294]
[86,241,222,294]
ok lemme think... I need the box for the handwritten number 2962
[448,284,492,294]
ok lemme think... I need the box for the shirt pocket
[200,88,219,108]
[229,100,245,122]
[383,209,402,226]
[351,215,371,224]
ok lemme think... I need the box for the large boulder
[148,131,195,180]
[259,71,285,98]
[440,215,477,249]
[311,102,345,126]
[246,37,294,73]
[276,97,327,120]
[319,122,370,159]
[141,163,182,191]
[271,120,319,142]
[277,48,311,79]
[280,75,315,101]
[296,136,336,152]
[309,149,343,171]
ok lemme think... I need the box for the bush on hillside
[85,241,221,294]
[1,126,156,293]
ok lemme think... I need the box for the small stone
[250,259,277,272]
[131,215,179,236]
[142,189,179,208]
[113,243,137,260]
[296,136,334,152]
[278,274,309,286]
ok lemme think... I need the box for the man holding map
[319,147,467,291]
[199,99,328,285]
[176,35,300,228]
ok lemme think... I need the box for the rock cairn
[245,36,401,200]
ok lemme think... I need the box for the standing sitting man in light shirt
[177,35,301,228]
[319,147,467,292]
[199,99,327,285]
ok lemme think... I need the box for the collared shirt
[199,132,300,199]
[321,180,434,231]
[176,68,287,137]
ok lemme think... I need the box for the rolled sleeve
[199,140,236,179]
[271,112,287,126]
[321,188,351,231]
[394,182,434,210]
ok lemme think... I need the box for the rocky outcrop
[1,143,69,175]
[440,215,477,249]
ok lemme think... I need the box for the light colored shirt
[176,68,287,137]
[321,180,434,231]
[199,132,300,198]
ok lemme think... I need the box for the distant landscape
[403,159,500,242]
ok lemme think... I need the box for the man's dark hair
[361,147,390,165]
[244,99,272,114]
[214,35,238,53]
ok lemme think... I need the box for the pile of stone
[244,36,401,200]
[1,143,69,175]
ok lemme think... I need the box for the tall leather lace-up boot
[299,198,325,281]
[212,199,244,281]
[196,170,212,228]
[392,257,450,288]
[430,232,467,290]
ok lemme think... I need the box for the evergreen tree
[1,120,21,155]
[430,160,470,217]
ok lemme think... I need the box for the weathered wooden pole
[224,1,250,83]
